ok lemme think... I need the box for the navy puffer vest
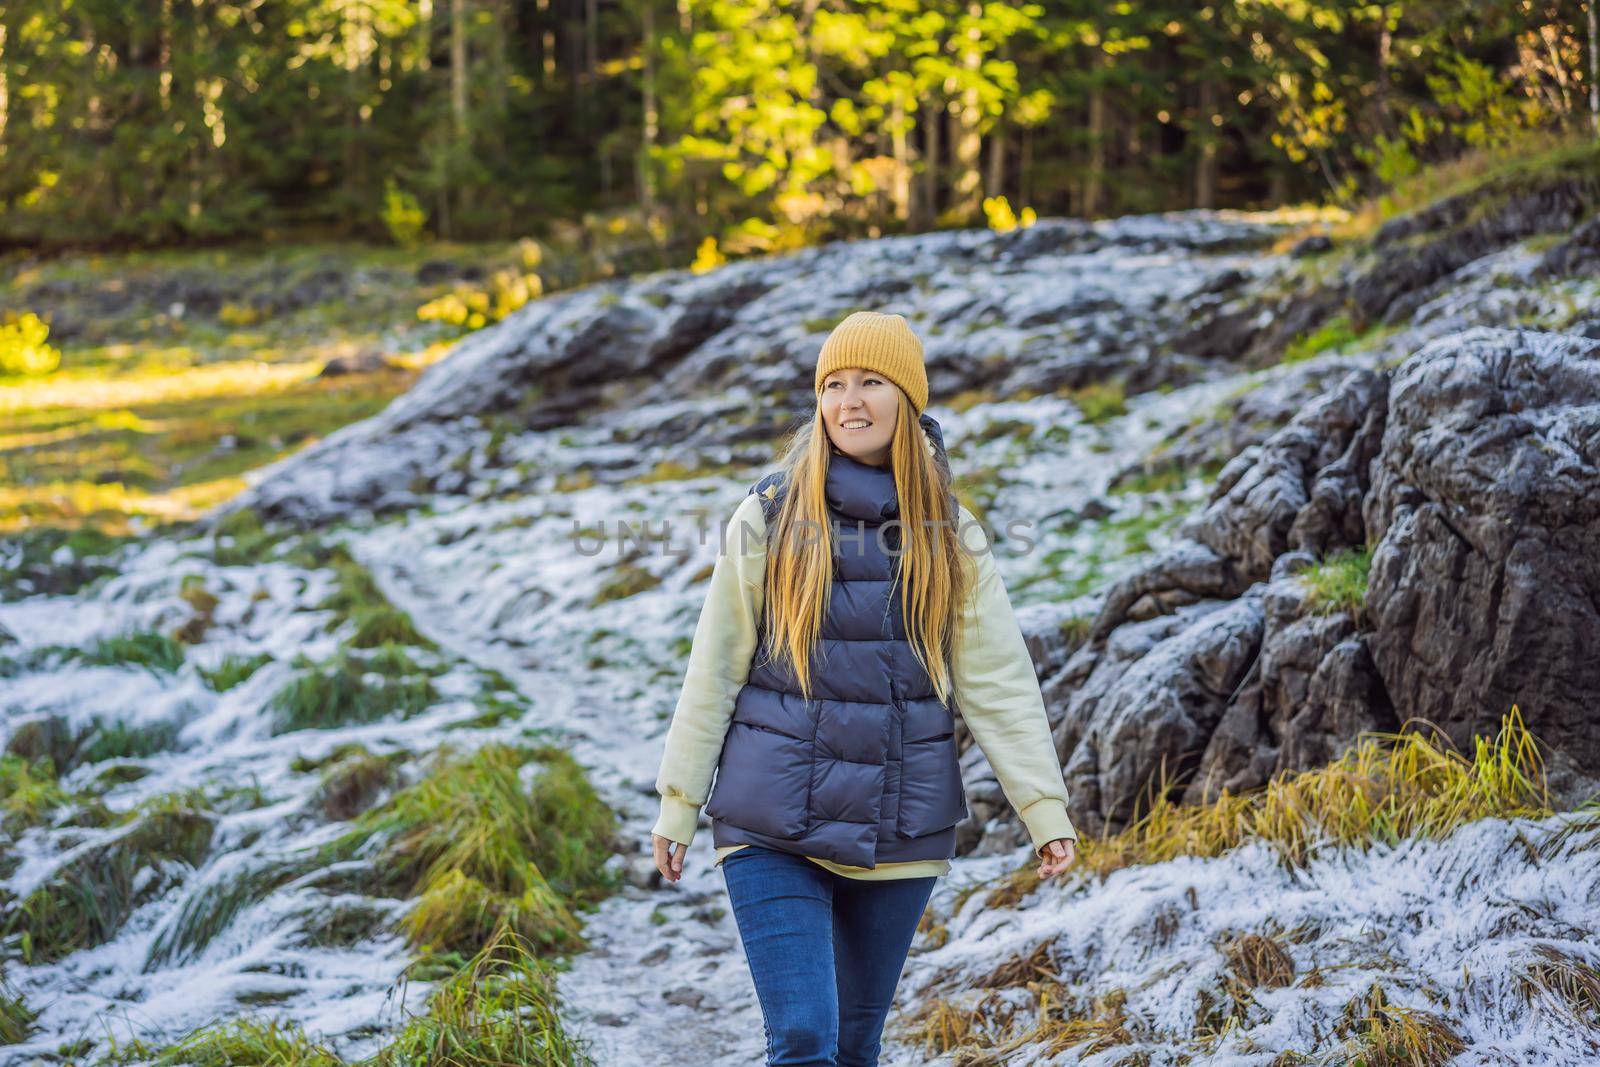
[704,413,969,868]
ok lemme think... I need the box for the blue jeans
[720,846,937,1066]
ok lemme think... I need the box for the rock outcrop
[1363,327,1600,767]
[1045,327,1600,835]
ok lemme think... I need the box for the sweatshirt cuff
[1018,798,1077,855]
[652,795,701,847]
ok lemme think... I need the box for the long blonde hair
[760,389,972,705]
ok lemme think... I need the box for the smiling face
[819,366,900,467]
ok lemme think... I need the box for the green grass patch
[967,417,1036,445]
[0,973,36,1045]
[592,563,662,605]
[1060,380,1128,424]
[207,506,291,566]
[1108,465,1189,496]
[0,755,71,834]
[371,928,593,1067]
[200,650,274,691]
[1338,129,1600,243]
[310,543,438,650]
[144,856,310,970]
[73,716,181,766]
[331,743,617,957]
[1282,315,1363,364]
[1300,546,1372,619]
[0,524,128,598]
[69,629,187,673]
[133,1017,341,1067]
[268,645,440,734]
[623,457,742,486]
[4,790,216,963]
[802,314,848,334]
[945,388,996,414]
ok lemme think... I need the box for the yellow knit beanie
[814,311,929,415]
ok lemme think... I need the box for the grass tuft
[314,746,402,820]
[208,507,291,567]
[143,1017,340,1067]
[0,970,37,1045]
[4,790,215,962]
[370,926,594,1066]
[73,716,180,766]
[0,755,70,834]
[70,629,186,673]
[144,857,307,970]
[1335,983,1466,1066]
[904,983,1132,1062]
[1517,944,1600,1028]
[1300,546,1371,618]
[312,543,437,650]
[1060,380,1128,424]
[199,650,273,691]
[1223,933,1296,989]
[331,744,616,957]
[268,645,438,734]
[1078,705,1547,879]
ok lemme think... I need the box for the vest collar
[823,412,951,523]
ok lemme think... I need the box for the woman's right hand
[652,833,687,883]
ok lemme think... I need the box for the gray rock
[662,986,706,1009]
[1055,596,1264,836]
[1363,327,1600,766]
[1184,578,1395,804]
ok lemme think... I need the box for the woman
[650,310,1077,1066]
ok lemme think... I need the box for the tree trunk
[1269,167,1289,207]
[640,0,658,213]
[1589,0,1599,135]
[585,0,599,149]
[1019,125,1033,210]
[447,0,471,237]
[1375,4,1394,135]
[890,96,910,222]
[1083,54,1107,217]
[919,97,941,227]
[451,0,469,143]
[948,3,985,225]
[1194,75,1219,209]
[0,22,9,148]
[985,121,1006,202]
[488,0,508,121]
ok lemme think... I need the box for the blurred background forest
[1,0,1598,539]
[4,0,1599,253]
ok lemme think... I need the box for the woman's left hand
[1036,838,1076,879]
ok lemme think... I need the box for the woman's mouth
[841,419,872,431]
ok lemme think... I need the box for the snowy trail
[333,369,1272,1065]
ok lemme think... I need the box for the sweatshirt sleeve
[950,505,1078,853]
[650,492,768,847]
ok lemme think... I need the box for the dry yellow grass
[0,360,321,417]
[1079,705,1548,879]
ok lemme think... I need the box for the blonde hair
[760,388,972,705]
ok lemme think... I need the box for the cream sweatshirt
[651,490,1076,880]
